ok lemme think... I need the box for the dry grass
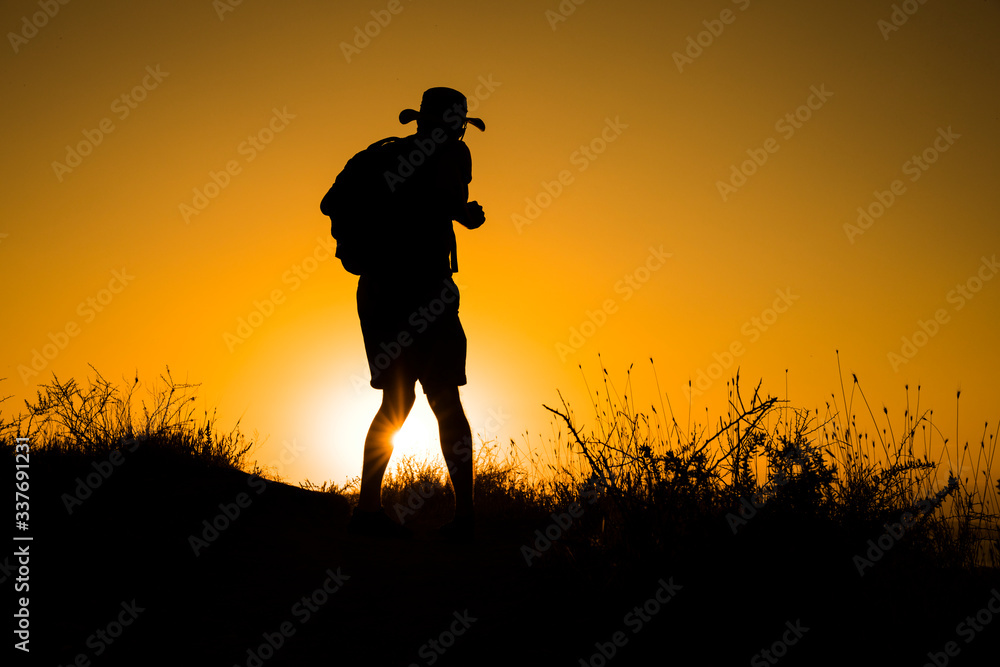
[1,365,259,473]
[4,360,997,574]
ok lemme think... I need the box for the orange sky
[3,0,999,488]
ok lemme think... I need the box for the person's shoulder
[386,133,417,151]
[440,139,472,167]
[452,139,472,158]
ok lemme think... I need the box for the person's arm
[448,142,485,229]
[455,194,485,230]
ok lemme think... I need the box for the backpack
[321,136,401,275]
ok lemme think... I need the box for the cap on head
[399,87,486,132]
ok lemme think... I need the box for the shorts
[357,274,467,393]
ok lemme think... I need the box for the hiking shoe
[438,515,475,543]
[348,507,413,540]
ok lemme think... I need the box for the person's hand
[462,201,486,229]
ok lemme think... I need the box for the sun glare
[390,399,442,463]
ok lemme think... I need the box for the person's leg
[426,386,473,518]
[358,379,416,512]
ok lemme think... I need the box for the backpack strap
[369,136,400,150]
[449,229,458,273]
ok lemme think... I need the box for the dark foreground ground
[8,447,1000,667]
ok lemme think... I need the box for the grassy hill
[4,366,1000,665]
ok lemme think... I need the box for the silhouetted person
[348,87,486,541]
